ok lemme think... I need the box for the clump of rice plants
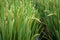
[35,0,60,40]
[0,0,40,40]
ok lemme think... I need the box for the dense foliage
[0,0,60,40]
